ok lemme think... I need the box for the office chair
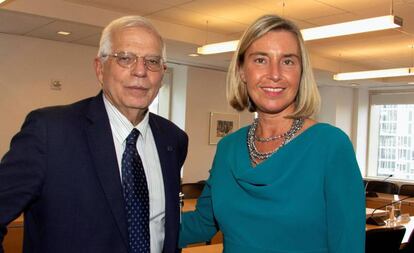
[400,228,414,253]
[181,182,205,199]
[366,226,406,253]
[399,184,414,196]
[365,181,399,195]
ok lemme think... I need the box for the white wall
[352,88,369,175]
[182,66,253,183]
[317,86,354,137]
[335,87,354,136]
[0,33,100,157]
[317,86,337,126]
[317,85,369,175]
[167,63,188,130]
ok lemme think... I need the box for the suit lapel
[84,93,129,247]
[149,114,178,251]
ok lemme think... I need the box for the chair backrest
[399,184,414,196]
[365,226,405,253]
[400,228,414,253]
[366,181,399,194]
[181,182,205,199]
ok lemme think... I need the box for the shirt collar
[103,94,150,144]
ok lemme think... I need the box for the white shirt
[103,95,165,253]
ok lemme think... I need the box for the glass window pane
[368,104,414,180]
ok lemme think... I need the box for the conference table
[182,220,414,253]
[366,193,414,216]
[5,195,414,253]
[183,243,223,253]
[185,193,414,214]
[4,214,24,253]
[182,224,414,253]
[182,196,414,253]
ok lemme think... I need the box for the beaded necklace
[247,118,304,165]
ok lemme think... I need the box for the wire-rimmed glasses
[103,51,164,72]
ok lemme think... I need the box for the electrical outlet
[50,79,62,90]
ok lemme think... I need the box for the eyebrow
[247,51,300,59]
[283,53,301,59]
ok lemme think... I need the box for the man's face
[95,26,166,123]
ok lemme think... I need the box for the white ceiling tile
[149,7,247,35]
[2,0,414,86]
[307,30,413,69]
[0,9,53,35]
[176,0,270,24]
[305,13,361,27]
[64,0,174,15]
[241,0,346,21]
[26,20,101,43]
[74,33,101,47]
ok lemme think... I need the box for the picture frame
[209,112,240,145]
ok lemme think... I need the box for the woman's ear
[239,66,246,83]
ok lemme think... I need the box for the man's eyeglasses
[103,51,164,72]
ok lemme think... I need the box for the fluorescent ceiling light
[197,40,239,55]
[302,15,402,41]
[333,67,414,81]
[57,31,71,36]
[197,15,402,55]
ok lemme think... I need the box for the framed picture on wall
[209,112,240,145]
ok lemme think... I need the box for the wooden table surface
[182,217,414,253]
[7,196,413,253]
[182,198,197,212]
[182,198,223,245]
[366,217,414,243]
[4,215,24,253]
[182,243,223,253]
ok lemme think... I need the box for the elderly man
[0,16,188,253]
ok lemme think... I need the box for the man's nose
[131,57,147,76]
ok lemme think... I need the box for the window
[367,95,414,180]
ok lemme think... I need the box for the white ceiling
[1,0,414,88]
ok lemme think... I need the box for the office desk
[182,199,223,245]
[7,198,410,253]
[183,243,223,253]
[182,218,414,253]
[366,217,414,243]
[4,215,24,253]
[182,198,197,212]
[366,193,414,216]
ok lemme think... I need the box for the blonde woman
[179,14,364,253]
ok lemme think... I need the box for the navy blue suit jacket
[0,93,188,253]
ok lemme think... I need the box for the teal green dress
[179,123,365,253]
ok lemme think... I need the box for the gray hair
[97,16,166,62]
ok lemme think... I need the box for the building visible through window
[369,104,414,180]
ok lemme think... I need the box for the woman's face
[240,30,302,118]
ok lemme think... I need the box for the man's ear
[94,57,104,86]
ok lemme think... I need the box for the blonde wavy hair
[226,14,320,118]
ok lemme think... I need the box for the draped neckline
[232,122,327,191]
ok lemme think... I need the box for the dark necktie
[122,129,150,253]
